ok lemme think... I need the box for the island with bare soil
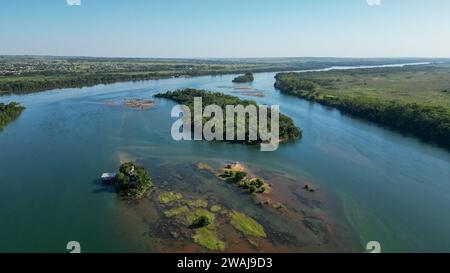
[123,99,155,110]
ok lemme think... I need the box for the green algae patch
[186,199,208,208]
[164,206,190,217]
[210,205,222,213]
[229,211,266,238]
[193,227,225,251]
[158,192,183,204]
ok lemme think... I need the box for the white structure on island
[101,173,116,181]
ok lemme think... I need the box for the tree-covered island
[0,102,25,131]
[155,89,302,146]
[232,72,254,83]
[115,162,154,199]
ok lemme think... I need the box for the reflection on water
[0,66,449,252]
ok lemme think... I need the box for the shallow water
[0,65,449,252]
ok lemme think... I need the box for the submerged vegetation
[193,227,225,251]
[115,162,153,199]
[233,72,254,83]
[229,211,267,238]
[158,191,183,204]
[0,102,25,131]
[97,160,341,252]
[275,65,450,149]
[155,186,268,251]
[155,89,302,144]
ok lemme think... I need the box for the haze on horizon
[1,0,449,58]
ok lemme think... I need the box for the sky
[0,0,449,58]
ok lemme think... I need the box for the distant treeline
[0,102,25,131]
[0,73,172,94]
[1,56,437,95]
[275,73,450,150]
[155,88,302,144]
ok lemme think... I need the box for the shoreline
[0,62,431,97]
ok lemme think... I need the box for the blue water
[0,65,449,252]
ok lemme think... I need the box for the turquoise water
[0,68,449,252]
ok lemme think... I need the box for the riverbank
[274,65,450,150]
[0,56,438,95]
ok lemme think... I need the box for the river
[0,63,449,252]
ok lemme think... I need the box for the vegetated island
[100,161,268,251]
[113,162,154,199]
[274,65,450,150]
[155,88,302,144]
[218,163,271,194]
[198,162,301,214]
[232,72,254,83]
[101,159,342,252]
[0,102,25,131]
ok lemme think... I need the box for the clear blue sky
[1,0,449,58]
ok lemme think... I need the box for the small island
[155,89,302,145]
[232,72,254,83]
[115,162,154,199]
[0,102,25,131]
[219,163,271,194]
[123,99,155,110]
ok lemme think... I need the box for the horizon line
[1,54,450,60]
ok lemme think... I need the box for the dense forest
[275,72,450,150]
[0,102,25,131]
[155,89,302,144]
[232,72,254,83]
[0,73,172,94]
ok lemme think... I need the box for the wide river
[1,64,449,253]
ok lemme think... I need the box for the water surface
[0,64,449,252]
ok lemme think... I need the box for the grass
[162,201,224,251]
[286,64,450,108]
[158,192,183,204]
[229,211,266,238]
[192,227,225,251]
[275,65,450,149]
[186,199,209,209]
[210,205,222,213]
[2,55,440,95]
[163,206,190,217]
